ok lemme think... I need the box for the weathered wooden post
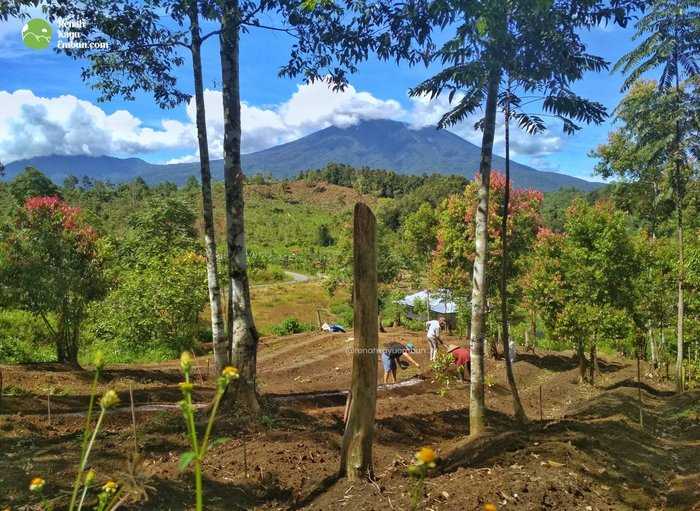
[339,203,378,480]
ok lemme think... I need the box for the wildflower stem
[70,407,106,510]
[184,372,200,454]
[200,387,224,455]
[82,408,106,471]
[68,369,100,511]
[195,460,203,511]
[76,483,89,511]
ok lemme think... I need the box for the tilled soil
[1,328,698,510]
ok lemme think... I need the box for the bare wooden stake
[129,383,138,453]
[47,392,51,426]
[339,203,378,481]
[0,368,3,412]
[316,309,323,329]
[539,385,543,421]
[637,352,643,428]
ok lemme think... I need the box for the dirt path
[252,270,316,289]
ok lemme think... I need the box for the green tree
[523,200,640,382]
[89,198,207,360]
[88,251,207,359]
[0,196,105,364]
[400,203,438,272]
[613,0,700,391]
[596,82,700,391]
[369,0,632,434]
[9,167,60,204]
[40,0,386,413]
[632,234,676,368]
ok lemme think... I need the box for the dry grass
[252,281,350,334]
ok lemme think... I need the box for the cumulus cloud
[0,90,193,162]
[181,81,404,161]
[407,92,563,158]
[1,80,564,165]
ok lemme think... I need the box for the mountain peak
[4,120,602,192]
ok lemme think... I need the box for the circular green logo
[22,18,52,50]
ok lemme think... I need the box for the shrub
[270,317,315,336]
[0,310,54,363]
[330,303,353,328]
[250,265,287,284]
[404,318,426,332]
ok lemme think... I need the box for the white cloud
[185,81,404,159]
[407,92,563,159]
[1,80,563,165]
[0,90,193,162]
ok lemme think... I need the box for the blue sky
[0,10,642,181]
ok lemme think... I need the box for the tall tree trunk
[577,340,586,384]
[468,67,500,437]
[340,203,378,480]
[589,343,597,385]
[676,205,684,392]
[219,2,260,413]
[189,1,228,375]
[500,83,527,424]
[673,50,684,394]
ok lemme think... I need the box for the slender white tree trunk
[469,67,500,437]
[220,1,260,413]
[500,83,527,424]
[189,2,227,374]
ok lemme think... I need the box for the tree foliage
[430,171,543,300]
[0,196,105,363]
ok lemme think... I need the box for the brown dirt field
[1,328,698,510]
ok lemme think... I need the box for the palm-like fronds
[615,0,700,91]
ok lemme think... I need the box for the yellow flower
[484,504,498,511]
[180,351,193,372]
[221,366,239,381]
[93,351,105,371]
[85,469,96,484]
[102,481,118,494]
[29,477,45,492]
[99,389,120,410]
[415,447,436,465]
[179,382,194,393]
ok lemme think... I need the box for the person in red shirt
[447,344,470,382]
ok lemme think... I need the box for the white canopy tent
[398,289,457,317]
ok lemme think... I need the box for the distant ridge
[3,119,602,192]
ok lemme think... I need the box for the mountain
[3,119,603,192]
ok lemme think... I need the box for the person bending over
[381,341,420,384]
[446,344,471,382]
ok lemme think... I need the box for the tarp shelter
[398,290,457,324]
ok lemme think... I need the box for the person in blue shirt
[381,341,420,384]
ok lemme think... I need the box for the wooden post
[539,385,543,421]
[316,309,323,329]
[637,352,643,427]
[340,203,378,480]
[47,392,51,426]
[129,383,138,453]
[0,368,3,412]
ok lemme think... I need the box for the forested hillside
[2,163,699,374]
